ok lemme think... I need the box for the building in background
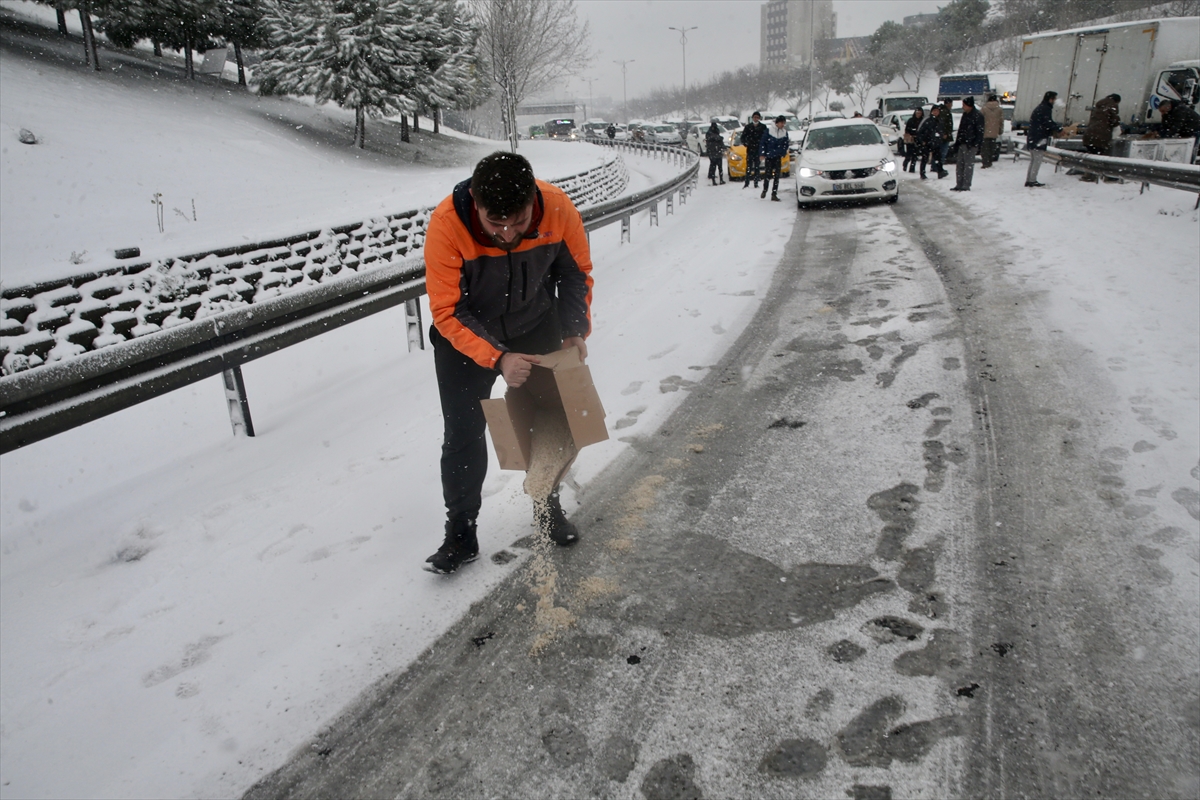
[761,0,836,71]
[816,36,869,64]
[903,12,938,27]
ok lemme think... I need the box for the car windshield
[804,124,883,150]
[654,125,674,133]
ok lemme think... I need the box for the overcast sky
[557,0,944,109]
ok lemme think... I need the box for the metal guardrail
[0,145,698,454]
[1025,144,1200,197]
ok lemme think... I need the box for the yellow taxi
[726,129,791,180]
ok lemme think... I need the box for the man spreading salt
[421,152,594,575]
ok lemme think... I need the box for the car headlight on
[880,159,896,173]
[799,167,819,178]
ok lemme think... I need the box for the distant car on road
[648,124,683,145]
[878,110,917,153]
[792,118,899,208]
[812,110,845,124]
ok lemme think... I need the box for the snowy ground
[3,9,1199,799]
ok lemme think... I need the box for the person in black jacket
[902,108,924,172]
[1156,99,1200,140]
[741,111,766,188]
[705,122,727,185]
[1025,90,1063,187]
[759,115,790,200]
[952,96,984,191]
[917,105,945,179]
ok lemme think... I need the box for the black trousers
[431,308,562,522]
[707,155,724,181]
[762,156,782,195]
[743,147,762,185]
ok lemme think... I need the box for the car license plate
[832,182,865,191]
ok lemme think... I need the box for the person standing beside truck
[980,94,1004,168]
[938,99,954,176]
[1154,98,1200,141]
[952,96,984,191]
[422,151,594,574]
[1025,91,1063,188]
[741,111,766,189]
[1080,93,1122,181]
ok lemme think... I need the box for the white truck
[869,92,929,120]
[1013,17,1199,133]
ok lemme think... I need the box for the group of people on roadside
[703,111,791,201]
[898,95,1004,191]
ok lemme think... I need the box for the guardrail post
[621,214,631,243]
[666,193,674,216]
[405,298,424,351]
[222,365,255,437]
[649,200,659,227]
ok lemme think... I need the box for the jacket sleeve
[424,208,506,369]
[550,204,594,340]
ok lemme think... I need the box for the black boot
[423,517,479,574]
[535,491,579,546]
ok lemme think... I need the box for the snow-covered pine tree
[98,0,224,79]
[255,0,424,148]
[220,0,267,85]
[410,0,486,134]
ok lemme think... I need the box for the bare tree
[473,0,590,151]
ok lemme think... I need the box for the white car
[878,110,917,153]
[811,110,845,123]
[792,119,899,208]
[649,124,683,145]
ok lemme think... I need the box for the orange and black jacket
[425,178,593,369]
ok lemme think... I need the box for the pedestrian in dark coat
[1156,99,1200,140]
[980,95,1004,168]
[705,122,726,185]
[759,115,790,200]
[1025,90,1063,187]
[917,105,945,179]
[953,96,984,191]
[1080,93,1121,181]
[741,111,766,188]
[1082,94,1121,154]
[902,108,924,172]
[938,99,954,172]
[606,123,616,140]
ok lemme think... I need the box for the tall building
[760,0,836,71]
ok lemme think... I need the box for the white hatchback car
[793,119,899,208]
[649,124,683,145]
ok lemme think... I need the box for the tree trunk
[400,114,409,143]
[355,106,366,149]
[185,41,195,80]
[55,5,67,35]
[153,41,162,57]
[234,42,246,86]
[79,3,100,71]
[433,106,440,134]
[413,112,420,132]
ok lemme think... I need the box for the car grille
[823,167,878,179]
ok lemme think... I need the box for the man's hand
[498,352,540,388]
[562,336,588,362]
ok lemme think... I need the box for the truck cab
[1147,61,1200,126]
[870,93,929,120]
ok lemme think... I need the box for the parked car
[527,124,547,140]
[712,115,741,132]
[877,110,917,153]
[812,110,845,123]
[685,122,708,155]
[648,123,683,145]
[726,129,791,180]
[792,118,898,207]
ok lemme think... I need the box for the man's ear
[468,188,474,200]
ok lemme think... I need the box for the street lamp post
[613,59,635,122]
[583,77,598,121]
[669,25,698,118]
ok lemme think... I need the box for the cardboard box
[480,346,607,471]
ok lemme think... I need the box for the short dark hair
[472,151,536,217]
[752,111,762,119]
[1043,90,1058,103]
[963,96,975,107]
[1108,93,1121,103]
[775,115,787,123]
[987,94,998,102]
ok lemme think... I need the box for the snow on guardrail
[0,152,630,378]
